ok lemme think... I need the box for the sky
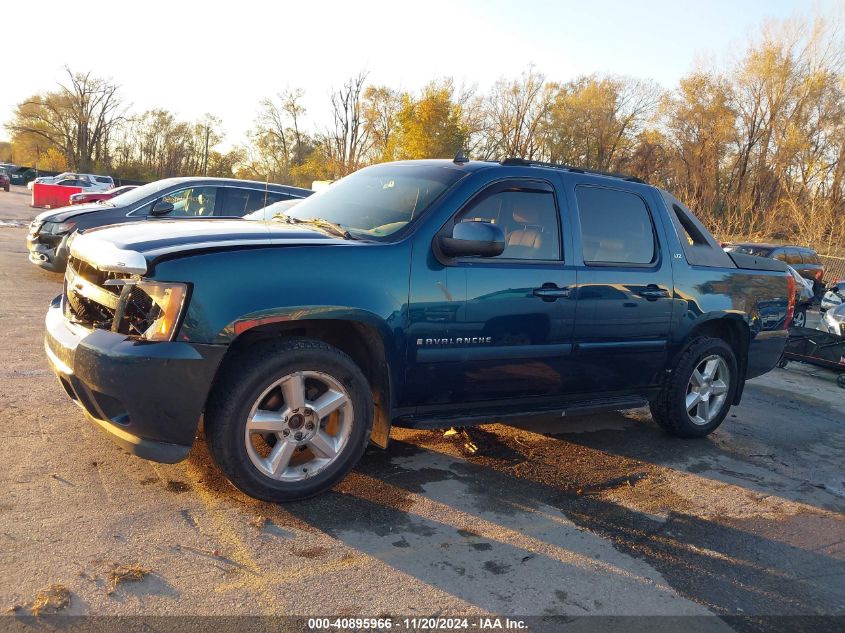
[2,0,842,148]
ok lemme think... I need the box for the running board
[393,396,649,429]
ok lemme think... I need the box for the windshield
[282,163,467,239]
[103,179,182,207]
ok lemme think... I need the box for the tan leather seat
[505,206,549,259]
[507,207,543,250]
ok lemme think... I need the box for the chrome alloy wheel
[686,355,730,426]
[244,371,353,481]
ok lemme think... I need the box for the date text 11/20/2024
[307,617,528,630]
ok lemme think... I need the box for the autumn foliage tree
[4,15,844,252]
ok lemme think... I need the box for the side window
[801,251,820,265]
[785,249,802,265]
[162,187,218,217]
[576,186,656,265]
[454,183,561,261]
[772,249,788,262]
[218,188,288,216]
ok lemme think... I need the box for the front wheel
[205,338,373,502]
[650,337,738,438]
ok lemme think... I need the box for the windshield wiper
[278,215,357,240]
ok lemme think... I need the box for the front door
[405,178,578,407]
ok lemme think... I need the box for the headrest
[513,207,540,224]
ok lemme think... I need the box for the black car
[726,243,825,294]
[0,167,10,192]
[27,177,312,272]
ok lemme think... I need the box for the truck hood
[70,219,349,275]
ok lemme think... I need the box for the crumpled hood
[70,219,348,274]
[35,202,108,223]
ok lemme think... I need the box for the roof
[376,158,648,185]
[150,176,312,193]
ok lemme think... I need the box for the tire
[792,307,806,328]
[205,337,373,502]
[837,374,845,389]
[777,358,788,369]
[649,337,738,438]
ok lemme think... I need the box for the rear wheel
[792,307,807,328]
[650,337,738,438]
[205,338,373,502]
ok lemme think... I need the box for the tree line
[3,16,844,253]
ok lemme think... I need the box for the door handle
[637,285,669,301]
[533,284,572,302]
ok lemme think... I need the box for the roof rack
[500,157,646,184]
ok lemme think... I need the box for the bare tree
[479,66,553,160]
[324,70,372,176]
[7,67,124,171]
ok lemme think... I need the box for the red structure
[32,183,83,209]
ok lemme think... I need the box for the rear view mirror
[439,221,506,258]
[150,200,175,216]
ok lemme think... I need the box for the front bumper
[44,296,227,463]
[26,233,68,272]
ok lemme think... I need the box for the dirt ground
[0,185,843,627]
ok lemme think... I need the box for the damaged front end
[43,236,225,463]
[64,256,188,342]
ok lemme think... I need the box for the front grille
[64,256,132,330]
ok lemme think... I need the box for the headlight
[136,281,188,341]
[43,220,77,235]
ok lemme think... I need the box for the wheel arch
[674,315,750,405]
[210,313,398,448]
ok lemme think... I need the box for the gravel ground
[0,185,843,627]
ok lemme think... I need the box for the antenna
[453,150,469,164]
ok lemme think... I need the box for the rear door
[564,176,674,393]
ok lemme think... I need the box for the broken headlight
[138,282,188,341]
[107,280,189,341]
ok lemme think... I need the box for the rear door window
[785,249,802,265]
[218,188,288,216]
[575,186,656,265]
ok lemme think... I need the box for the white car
[818,302,845,337]
[243,198,303,221]
[821,282,844,312]
[28,172,113,191]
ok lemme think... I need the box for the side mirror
[438,220,506,258]
[149,200,175,217]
